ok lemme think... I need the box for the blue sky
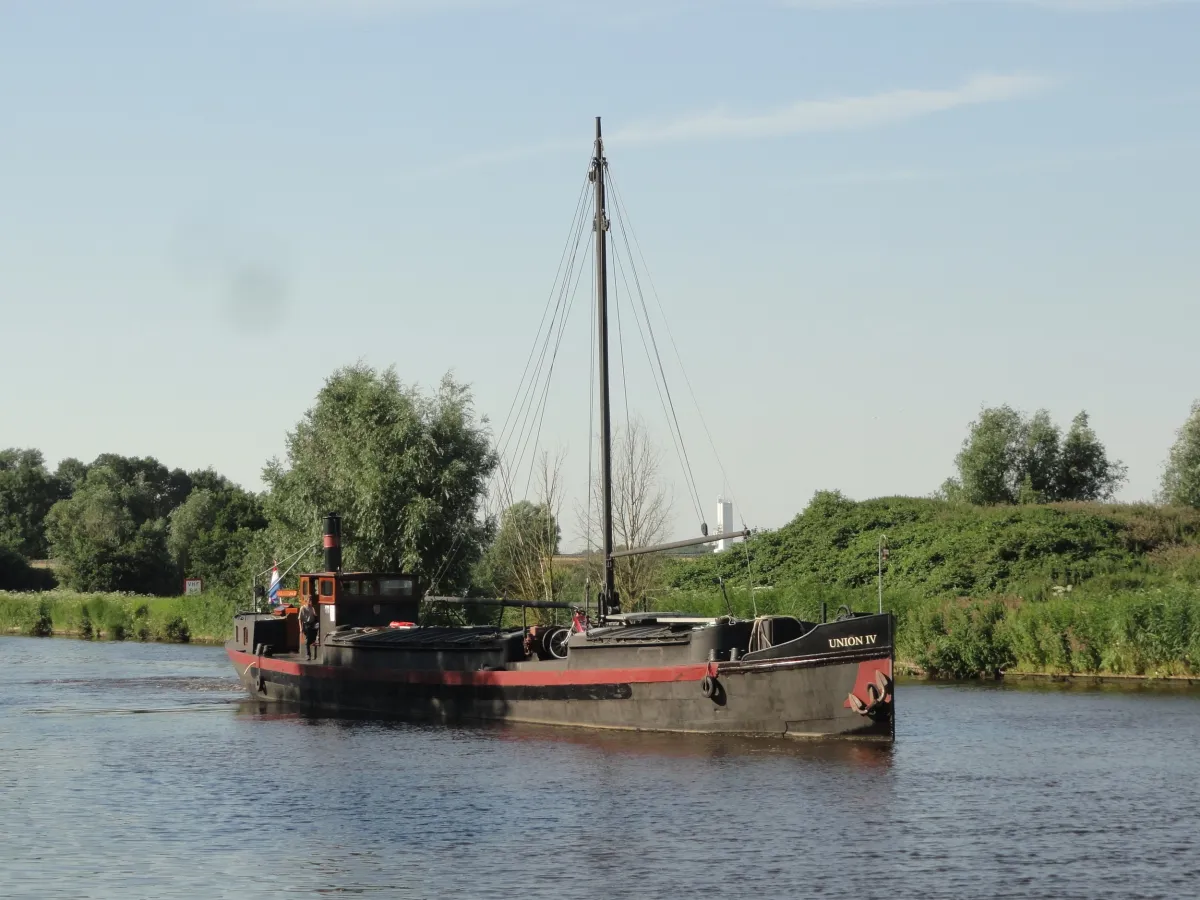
[1,0,1198,545]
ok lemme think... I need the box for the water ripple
[2,635,1199,900]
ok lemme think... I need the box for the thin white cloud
[786,139,1200,188]
[238,0,710,17]
[243,0,1198,14]
[410,139,579,179]
[235,0,542,21]
[398,73,1051,180]
[245,0,519,13]
[609,73,1051,146]
[781,0,1198,10]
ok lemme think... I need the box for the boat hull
[227,646,894,740]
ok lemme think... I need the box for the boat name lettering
[828,634,877,648]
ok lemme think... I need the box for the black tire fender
[701,674,717,699]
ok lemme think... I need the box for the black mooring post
[821,601,827,624]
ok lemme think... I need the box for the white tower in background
[715,497,734,552]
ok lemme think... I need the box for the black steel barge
[229,513,893,739]
[227,119,895,740]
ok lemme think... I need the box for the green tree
[951,406,1028,505]
[262,364,496,593]
[477,500,560,600]
[948,406,1125,505]
[1058,412,1127,502]
[0,448,63,558]
[54,457,90,498]
[45,462,179,594]
[86,454,193,522]
[1021,410,1062,503]
[168,475,267,590]
[578,420,673,609]
[1160,400,1200,508]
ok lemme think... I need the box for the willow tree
[262,365,496,593]
[478,448,566,602]
[1160,400,1200,508]
[478,501,561,598]
[578,420,672,610]
[943,406,1125,505]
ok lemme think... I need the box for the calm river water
[1,637,1198,899]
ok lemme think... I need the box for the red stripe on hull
[227,647,716,686]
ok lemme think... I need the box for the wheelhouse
[232,571,420,656]
[300,571,420,635]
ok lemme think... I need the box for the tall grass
[1003,585,1200,677]
[651,579,1200,679]
[0,590,237,643]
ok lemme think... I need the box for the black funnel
[323,512,342,572]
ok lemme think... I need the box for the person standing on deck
[299,597,319,660]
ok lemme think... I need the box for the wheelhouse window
[361,580,376,596]
[343,579,359,595]
[380,578,414,597]
[320,578,334,597]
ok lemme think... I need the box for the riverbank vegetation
[4,370,1200,678]
[659,495,1200,679]
[0,590,237,643]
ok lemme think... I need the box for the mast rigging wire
[510,207,592,497]
[498,185,592,470]
[442,173,591,594]
[495,176,590,455]
[605,174,705,530]
[606,169,751,532]
[492,185,593,512]
[485,146,754,603]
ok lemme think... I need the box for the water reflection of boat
[233,699,893,767]
[490,722,895,767]
[227,120,895,741]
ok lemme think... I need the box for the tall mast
[591,116,618,618]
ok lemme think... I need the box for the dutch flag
[268,564,282,606]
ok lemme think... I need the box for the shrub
[27,599,54,637]
[904,599,1014,679]
[666,496,1200,603]
[162,616,190,644]
[102,603,130,641]
[0,547,57,591]
[133,602,151,641]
